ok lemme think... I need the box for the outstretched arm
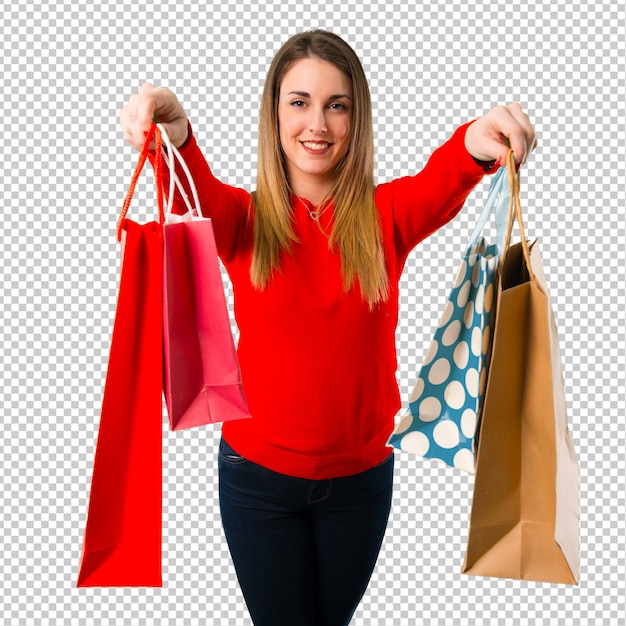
[387,102,536,264]
[119,83,251,262]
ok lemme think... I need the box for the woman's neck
[288,176,334,207]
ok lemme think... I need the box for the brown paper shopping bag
[462,152,580,585]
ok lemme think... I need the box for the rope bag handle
[501,149,536,284]
[115,123,165,241]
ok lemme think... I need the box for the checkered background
[1,0,624,624]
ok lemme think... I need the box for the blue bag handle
[467,165,511,253]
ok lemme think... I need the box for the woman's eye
[291,100,306,107]
[329,102,347,111]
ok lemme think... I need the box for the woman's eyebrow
[287,91,352,100]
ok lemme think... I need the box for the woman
[121,30,535,626]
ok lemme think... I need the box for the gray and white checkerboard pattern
[1,0,624,624]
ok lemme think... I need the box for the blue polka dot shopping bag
[388,166,511,473]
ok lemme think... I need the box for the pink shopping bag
[159,126,251,430]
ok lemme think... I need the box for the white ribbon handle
[156,123,204,219]
[467,165,510,253]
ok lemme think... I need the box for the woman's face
[277,56,352,200]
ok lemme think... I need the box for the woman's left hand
[464,102,537,167]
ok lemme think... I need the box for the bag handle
[501,149,536,283]
[467,164,511,252]
[157,124,203,219]
[116,123,165,241]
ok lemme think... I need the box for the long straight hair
[251,30,389,308]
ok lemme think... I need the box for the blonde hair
[251,30,389,308]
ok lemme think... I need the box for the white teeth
[302,142,329,150]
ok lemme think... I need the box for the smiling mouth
[301,141,331,151]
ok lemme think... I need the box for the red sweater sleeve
[151,125,251,263]
[378,121,490,267]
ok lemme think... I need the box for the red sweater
[170,122,487,479]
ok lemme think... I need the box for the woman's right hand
[119,82,189,151]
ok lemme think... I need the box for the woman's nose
[309,108,327,134]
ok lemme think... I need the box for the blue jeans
[218,437,394,626]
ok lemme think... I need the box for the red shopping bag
[158,127,250,430]
[77,126,165,586]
